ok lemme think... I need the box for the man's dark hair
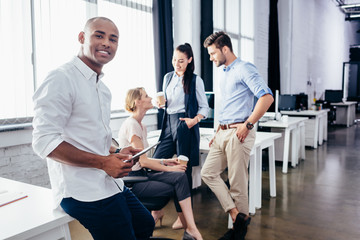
[203,31,233,52]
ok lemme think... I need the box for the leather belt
[219,122,244,130]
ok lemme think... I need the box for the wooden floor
[69,121,360,240]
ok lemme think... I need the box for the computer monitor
[324,90,342,103]
[278,94,297,111]
[295,93,308,110]
[199,92,214,128]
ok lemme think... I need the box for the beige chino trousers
[201,127,256,214]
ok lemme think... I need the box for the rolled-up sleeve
[242,62,273,99]
[32,70,72,159]
[195,76,209,118]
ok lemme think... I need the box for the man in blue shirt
[201,31,274,240]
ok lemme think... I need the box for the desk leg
[63,224,72,240]
[300,122,306,160]
[228,214,233,229]
[291,128,298,168]
[318,116,324,145]
[347,105,351,127]
[268,141,276,197]
[323,113,328,141]
[282,129,290,173]
[255,146,262,209]
[313,117,319,148]
[248,153,256,215]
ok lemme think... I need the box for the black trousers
[129,169,191,212]
[153,113,193,191]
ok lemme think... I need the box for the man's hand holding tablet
[123,141,161,163]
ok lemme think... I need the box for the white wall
[278,0,360,106]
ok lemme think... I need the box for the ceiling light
[349,13,360,18]
[341,3,360,8]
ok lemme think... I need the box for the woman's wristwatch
[114,148,121,153]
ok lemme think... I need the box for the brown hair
[203,31,233,52]
[175,43,194,94]
[125,87,144,112]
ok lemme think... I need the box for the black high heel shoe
[182,231,196,240]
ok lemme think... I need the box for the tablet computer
[123,141,161,163]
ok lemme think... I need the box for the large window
[0,0,33,123]
[213,0,254,62]
[0,0,155,124]
[98,0,155,111]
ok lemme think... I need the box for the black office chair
[122,176,173,240]
[316,100,336,125]
[112,138,173,239]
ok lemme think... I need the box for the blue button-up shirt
[218,58,273,124]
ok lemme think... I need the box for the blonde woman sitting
[117,87,203,240]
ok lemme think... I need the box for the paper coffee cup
[156,92,165,107]
[281,115,289,122]
[178,155,189,166]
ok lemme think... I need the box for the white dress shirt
[164,73,209,118]
[32,56,123,209]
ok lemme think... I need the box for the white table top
[259,116,308,128]
[280,109,329,116]
[330,101,357,106]
[0,177,73,240]
[148,128,281,154]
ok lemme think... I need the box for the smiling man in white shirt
[32,17,154,240]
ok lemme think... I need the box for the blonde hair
[125,87,144,112]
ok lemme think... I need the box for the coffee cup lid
[178,155,189,161]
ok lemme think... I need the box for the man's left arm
[246,93,274,126]
[233,94,274,142]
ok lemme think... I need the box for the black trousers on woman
[153,113,193,191]
[129,169,191,212]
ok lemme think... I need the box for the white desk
[281,110,329,148]
[259,117,308,173]
[148,128,281,216]
[0,177,73,240]
[331,101,357,127]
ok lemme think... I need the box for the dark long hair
[176,43,194,94]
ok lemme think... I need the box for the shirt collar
[72,56,104,81]
[173,72,183,80]
[223,57,240,72]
